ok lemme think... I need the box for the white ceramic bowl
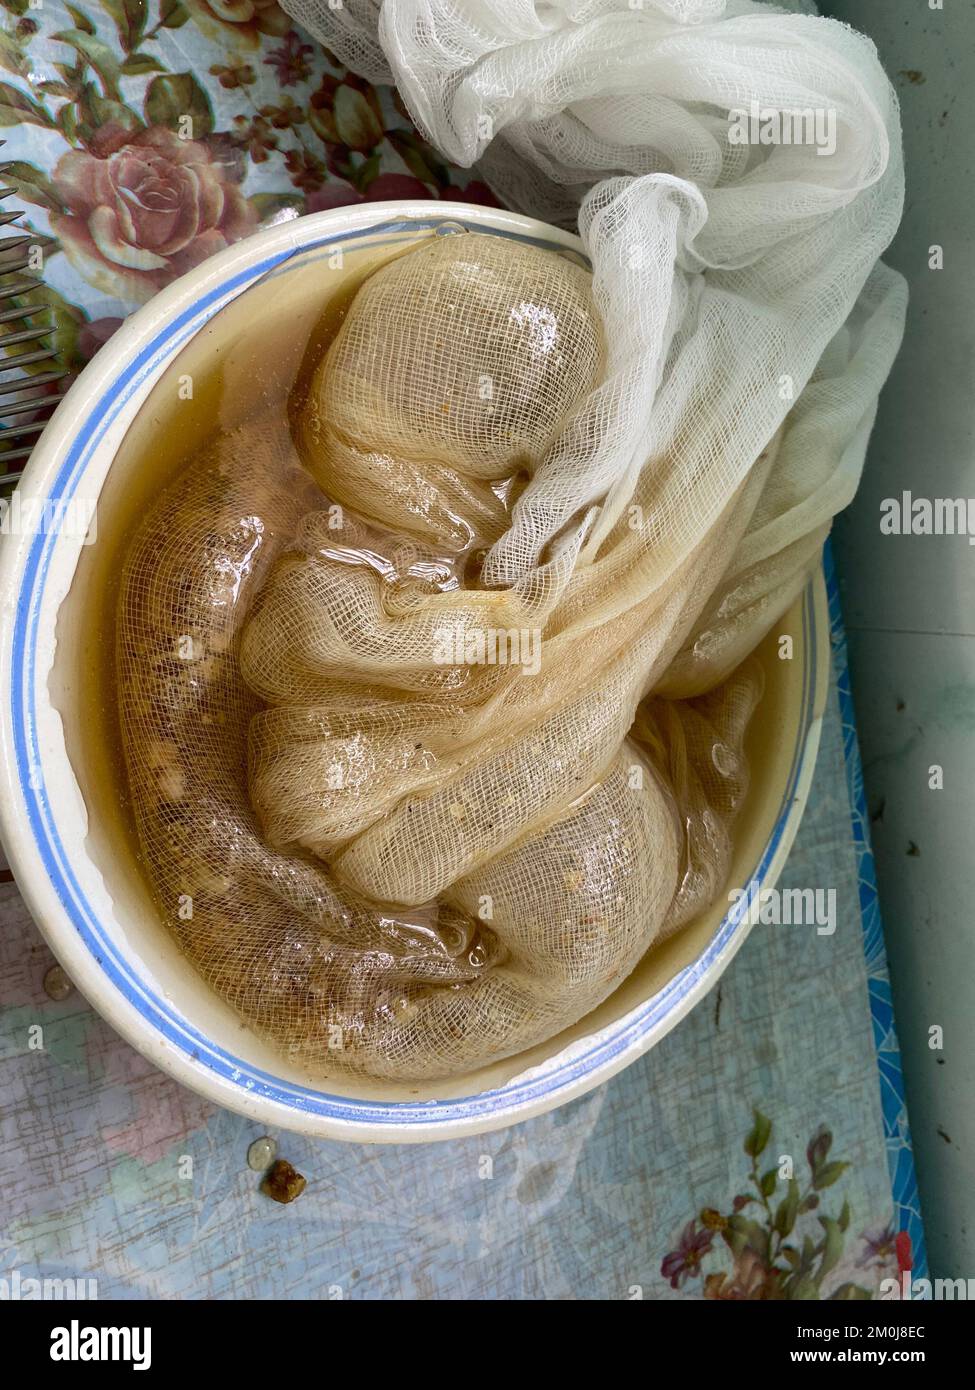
[0,202,829,1142]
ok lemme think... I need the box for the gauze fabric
[116,239,762,1080]
[119,0,907,1081]
[280,0,906,691]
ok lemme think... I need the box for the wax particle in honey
[261,1158,307,1204]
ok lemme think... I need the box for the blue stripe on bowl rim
[9,215,817,1126]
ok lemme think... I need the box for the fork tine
[0,159,66,486]
[0,369,67,398]
[0,234,36,256]
[0,345,59,371]
[0,384,67,418]
[0,324,52,348]
[0,256,39,277]
[0,306,51,327]
[0,417,50,442]
[0,277,43,299]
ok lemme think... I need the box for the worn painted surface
[826,0,975,1278]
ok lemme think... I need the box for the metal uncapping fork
[0,143,68,488]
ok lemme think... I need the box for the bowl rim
[0,201,828,1142]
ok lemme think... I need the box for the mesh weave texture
[119,0,907,1080]
[118,238,762,1080]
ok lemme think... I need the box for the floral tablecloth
[0,2,926,1299]
[0,0,496,384]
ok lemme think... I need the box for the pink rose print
[50,127,257,304]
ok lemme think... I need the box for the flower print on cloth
[660,1111,904,1300]
[264,26,312,84]
[0,0,500,388]
[660,1221,714,1291]
[51,128,256,302]
[183,0,291,48]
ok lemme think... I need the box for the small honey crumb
[261,1158,306,1204]
[43,964,73,1001]
[448,802,466,821]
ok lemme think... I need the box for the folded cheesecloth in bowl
[114,0,906,1081]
